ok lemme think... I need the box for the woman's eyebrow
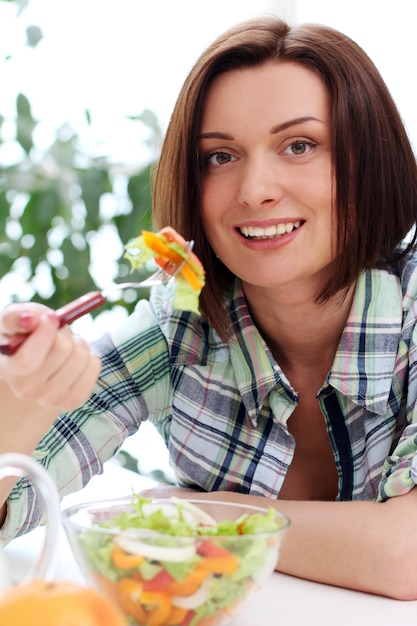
[200,116,325,141]
[270,116,324,134]
[200,131,233,140]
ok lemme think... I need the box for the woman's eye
[206,151,235,166]
[284,141,315,156]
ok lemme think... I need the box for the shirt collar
[229,268,404,421]
[228,280,298,426]
[326,268,403,415]
[157,268,403,422]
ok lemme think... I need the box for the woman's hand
[0,303,101,412]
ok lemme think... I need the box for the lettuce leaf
[124,232,204,314]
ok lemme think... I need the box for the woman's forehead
[201,61,330,134]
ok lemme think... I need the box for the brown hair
[152,16,417,339]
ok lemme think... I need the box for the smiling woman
[199,62,334,306]
[2,15,417,603]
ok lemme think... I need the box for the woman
[1,17,417,598]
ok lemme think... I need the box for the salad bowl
[62,496,289,626]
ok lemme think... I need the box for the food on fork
[0,227,205,356]
[125,226,205,314]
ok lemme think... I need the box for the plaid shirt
[3,250,417,541]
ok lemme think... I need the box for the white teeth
[240,221,301,239]
[263,224,278,236]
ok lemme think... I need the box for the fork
[0,243,193,356]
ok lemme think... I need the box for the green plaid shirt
[4,251,417,541]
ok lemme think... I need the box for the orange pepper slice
[166,568,209,596]
[158,226,204,272]
[143,230,204,292]
[111,545,145,570]
[143,231,178,261]
[164,604,189,625]
[196,554,240,575]
[179,262,204,291]
[117,577,147,623]
[140,591,172,626]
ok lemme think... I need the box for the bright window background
[1,0,416,159]
[1,0,416,478]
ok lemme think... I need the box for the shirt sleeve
[377,310,417,501]
[377,423,417,500]
[1,298,172,543]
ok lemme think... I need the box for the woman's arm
[0,304,101,525]
[139,484,417,600]
[274,489,417,600]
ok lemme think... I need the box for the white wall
[295,0,417,151]
[3,0,414,157]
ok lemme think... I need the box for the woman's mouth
[239,220,303,240]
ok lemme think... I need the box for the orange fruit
[0,579,127,625]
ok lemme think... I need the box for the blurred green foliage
[0,0,159,315]
[0,0,175,483]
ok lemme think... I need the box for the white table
[4,461,417,625]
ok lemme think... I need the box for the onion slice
[169,498,217,526]
[171,576,213,609]
[115,535,196,563]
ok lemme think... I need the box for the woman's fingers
[11,333,101,411]
[43,334,102,411]
[0,302,47,336]
[1,311,60,377]
[0,304,101,412]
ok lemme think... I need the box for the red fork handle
[56,291,106,325]
[0,291,106,356]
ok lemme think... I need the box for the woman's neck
[243,281,356,371]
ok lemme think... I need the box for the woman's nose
[237,156,283,209]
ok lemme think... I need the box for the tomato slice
[142,569,175,592]
[197,540,232,558]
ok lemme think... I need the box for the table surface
[4,461,417,625]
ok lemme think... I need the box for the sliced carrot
[117,577,147,623]
[154,254,204,291]
[143,231,177,260]
[140,590,172,626]
[153,249,184,269]
[196,554,240,576]
[143,230,204,291]
[178,263,205,291]
[166,568,209,596]
[111,545,145,570]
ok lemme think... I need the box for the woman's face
[199,61,335,296]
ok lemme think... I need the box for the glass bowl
[62,496,289,626]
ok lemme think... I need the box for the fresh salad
[78,497,287,626]
[124,227,205,314]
